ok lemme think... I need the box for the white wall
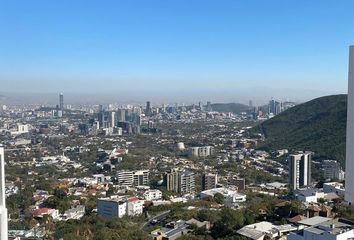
[346,45,354,204]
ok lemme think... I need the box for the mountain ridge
[253,94,347,166]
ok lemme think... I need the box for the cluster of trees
[7,193,260,239]
[43,188,72,214]
[216,162,284,185]
[54,215,149,240]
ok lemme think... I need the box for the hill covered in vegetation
[254,94,347,166]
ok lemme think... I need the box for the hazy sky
[1,0,354,102]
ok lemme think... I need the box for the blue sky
[0,0,354,101]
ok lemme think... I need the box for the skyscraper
[110,112,116,128]
[59,93,64,110]
[268,99,281,115]
[146,101,151,116]
[289,153,311,190]
[346,45,354,204]
[0,146,8,240]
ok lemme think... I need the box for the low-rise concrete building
[294,188,325,203]
[288,218,354,240]
[323,182,345,197]
[144,189,163,201]
[127,197,144,216]
[237,221,298,240]
[97,196,144,218]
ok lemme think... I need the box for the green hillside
[212,103,252,114]
[254,94,347,166]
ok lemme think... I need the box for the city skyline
[0,86,345,106]
[3,1,354,239]
[1,1,354,97]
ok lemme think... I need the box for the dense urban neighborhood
[0,94,353,240]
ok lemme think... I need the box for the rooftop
[298,216,332,226]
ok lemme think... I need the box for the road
[141,210,170,230]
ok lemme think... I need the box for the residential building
[116,170,149,186]
[97,197,127,218]
[323,160,345,180]
[151,220,191,240]
[202,173,218,190]
[164,169,195,194]
[164,169,180,192]
[32,208,59,220]
[144,190,163,201]
[227,177,246,191]
[127,197,144,216]
[288,218,354,240]
[97,196,144,218]
[188,146,214,158]
[17,124,29,133]
[179,171,195,194]
[289,153,312,190]
[59,205,85,221]
[293,188,325,203]
[323,182,345,197]
[8,228,45,239]
[200,187,247,207]
[346,45,354,204]
[0,146,8,240]
[133,170,149,186]
[237,221,298,240]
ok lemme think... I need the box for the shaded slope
[255,94,347,165]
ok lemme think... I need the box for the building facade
[179,171,195,194]
[188,146,214,158]
[144,190,162,201]
[289,153,312,190]
[323,160,345,181]
[164,168,179,192]
[117,170,149,186]
[164,169,195,194]
[127,197,144,216]
[202,173,218,190]
[0,146,8,240]
[97,196,144,218]
[59,93,64,110]
[346,45,354,204]
[97,198,127,218]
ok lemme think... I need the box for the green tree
[288,200,305,216]
[214,193,225,204]
[211,208,245,238]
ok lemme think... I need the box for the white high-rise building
[289,153,311,190]
[0,146,8,240]
[346,45,354,204]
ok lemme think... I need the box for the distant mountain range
[211,103,253,114]
[253,94,347,167]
